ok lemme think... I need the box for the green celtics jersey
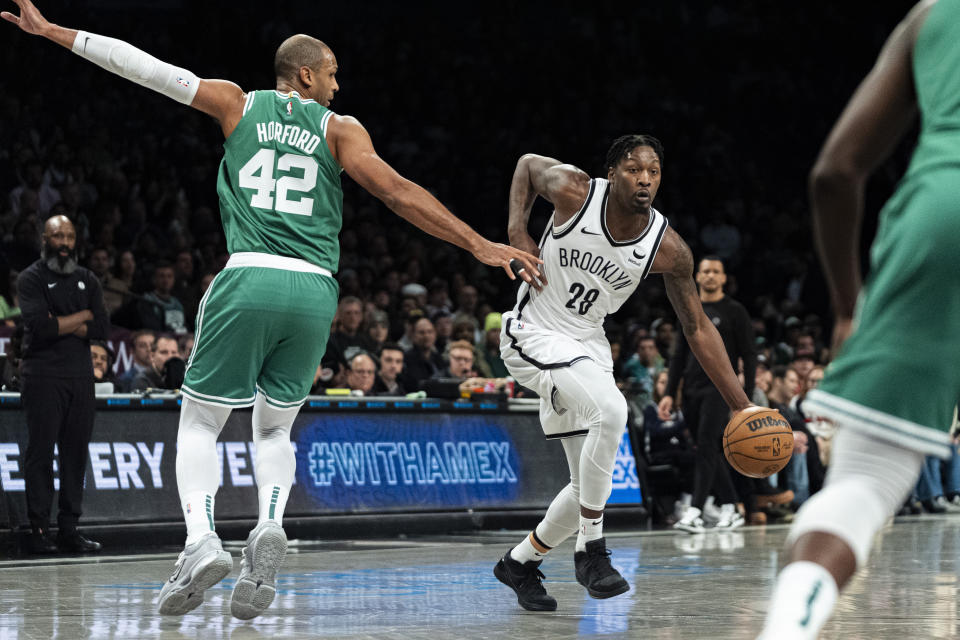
[906,0,960,179]
[216,90,342,272]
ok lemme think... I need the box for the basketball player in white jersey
[494,135,753,610]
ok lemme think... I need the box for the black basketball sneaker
[574,538,629,599]
[493,551,558,611]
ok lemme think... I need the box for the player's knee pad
[597,393,628,437]
[537,483,580,548]
[583,393,627,464]
[253,395,299,441]
[787,428,923,568]
[178,396,231,440]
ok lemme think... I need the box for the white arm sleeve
[71,30,200,105]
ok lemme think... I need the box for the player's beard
[41,240,78,275]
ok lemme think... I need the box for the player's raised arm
[507,154,589,258]
[1,0,246,138]
[652,227,751,414]
[327,114,544,289]
[809,0,930,350]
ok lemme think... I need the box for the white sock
[510,532,548,564]
[182,490,215,545]
[759,561,839,640]
[252,396,297,528]
[175,398,230,546]
[258,484,290,525]
[576,514,603,552]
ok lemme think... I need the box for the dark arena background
[3,1,959,639]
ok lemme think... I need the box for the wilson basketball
[723,406,794,478]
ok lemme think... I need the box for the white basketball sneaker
[230,521,288,620]
[714,503,746,530]
[158,533,233,615]
[702,496,723,525]
[673,505,706,534]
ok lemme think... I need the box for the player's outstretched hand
[1,0,50,35]
[473,241,546,291]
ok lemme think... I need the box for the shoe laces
[514,563,548,594]
[583,545,618,578]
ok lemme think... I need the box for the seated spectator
[366,310,390,354]
[178,333,195,361]
[402,317,444,391]
[116,249,137,292]
[435,339,477,381]
[622,336,665,408]
[87,247,128,318]
[172,249,200,331]
[451,284,481,342]
[401,283,428,310]
[90,340,115,395]
[396,307,424,352]
[198,271,217,298]
[474,312,508,378]
[137,261,187,334]
[642,370,694,470]
[753,356,772,406]
[324,296,373,374]
[790,347,817,385]
[790,364,829,492]
[0,263,20,327]
[372,342,406,396]
[129,335,181,391]
[651,318,675,362]
[425,278,452,317]
[451,318,477,343]
[745,365,806,514]
[432,310,453,353]
[774,316,803,364]
[345,351,377,396]
[116,329,155,391]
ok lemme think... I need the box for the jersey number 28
[566,283,599,315]
[238,148,317,216]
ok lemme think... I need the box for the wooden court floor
[1,516,958,639]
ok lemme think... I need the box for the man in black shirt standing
[660,256,756,532]
[17,215,109,553]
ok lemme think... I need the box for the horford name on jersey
[255,121,323,155]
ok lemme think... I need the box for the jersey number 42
[239,148,317,216]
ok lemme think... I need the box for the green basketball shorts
[806,171,959,459]
[182,253,338,409]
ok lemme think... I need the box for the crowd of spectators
[0,0,948,528]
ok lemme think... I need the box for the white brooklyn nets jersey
[507,178,668,370]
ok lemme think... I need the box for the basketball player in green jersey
[3,0,543,620]
[758,1,960,637]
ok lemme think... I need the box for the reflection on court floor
[1,518,958,639]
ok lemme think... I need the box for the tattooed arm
[652,227,752,413]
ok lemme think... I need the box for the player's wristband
[72,30,200,105]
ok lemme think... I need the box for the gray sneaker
[230,521,288,620]
[158,533,233,615]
